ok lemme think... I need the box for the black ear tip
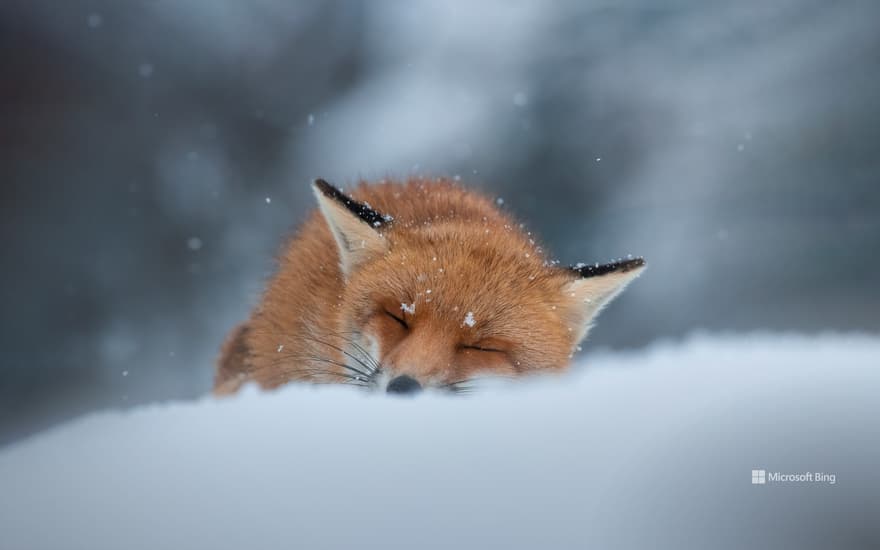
[626,257,646,269]
[312,178,390,228]
[313,178,351,205]
[313,178,336,196]
[571,257,646,278]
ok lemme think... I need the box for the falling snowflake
[87,13,103,28]
[463,311,476,327]
[401,303,416,315]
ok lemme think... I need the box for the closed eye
[461,344,505,353]
[385,310,408,329]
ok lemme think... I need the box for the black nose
[386,375,422,395]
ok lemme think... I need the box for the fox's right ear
[562,257,646,344]
[312,179,391,276]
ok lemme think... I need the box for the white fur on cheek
[365,334,388,392]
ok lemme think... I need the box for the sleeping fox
[215,178,644,395]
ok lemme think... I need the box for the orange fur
[214,177,643,394]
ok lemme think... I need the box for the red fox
[215,178,644,395]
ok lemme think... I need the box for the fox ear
[562,257,646,343]
[312,179,391,276]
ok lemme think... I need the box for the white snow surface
[1,333,878,550]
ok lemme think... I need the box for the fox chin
[215,177,645,396]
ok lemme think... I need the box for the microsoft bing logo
[751,469,766,485]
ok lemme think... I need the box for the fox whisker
[439,379,471,389]
[248,328,380,378]
[300,355,376,380]
[262,355,376,382]
[326,331,382,371]
[257,367,371,389]
[301,335,380,377]
[438,379,477,396]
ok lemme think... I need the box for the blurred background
[2,0,878,445]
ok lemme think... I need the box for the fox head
[306,179,644,394]
[216,178,644,396]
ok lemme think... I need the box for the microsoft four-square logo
[752,469,766,484]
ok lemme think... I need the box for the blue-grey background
[2,0,878,444]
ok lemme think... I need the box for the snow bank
[1,334,878,550]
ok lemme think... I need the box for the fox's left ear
[312,179,391,276]
[562,257,646,343]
